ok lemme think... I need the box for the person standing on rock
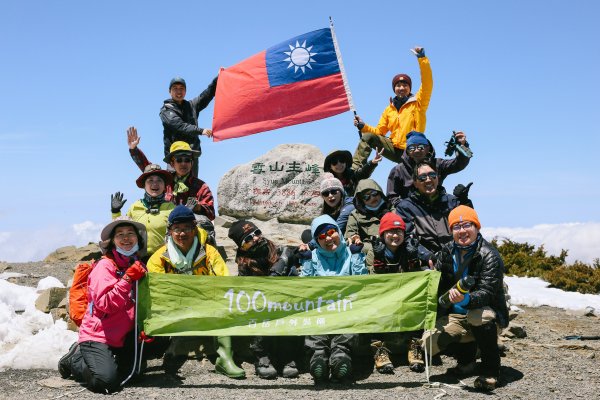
[227,220,302,380]
[160,76,218,177]
[146,205,245,380]
[345,179,395,270]
[126,127,216,243]
[323,148,383,197]
[386,130,471,204]
[422,206,508,391]
[352,47,433,169]
[58,217,149,393]
[110,164,174,258]
[298,215,368,384]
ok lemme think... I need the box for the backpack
[68,259,98,326]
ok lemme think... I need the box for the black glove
[356,121,365,130]
[269,259,286,276]
[349,242,364,254]
[297,248,312,260]
[413,47,426,58]
[371,237,386,258]
[453,182,473,203]
[185,197,198,211]
[111,192,127,213]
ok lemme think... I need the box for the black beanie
[228,220,259,247]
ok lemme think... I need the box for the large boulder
[218,144,325,224]
[44,243,102,263]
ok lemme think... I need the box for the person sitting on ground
[387,131,471,204]
[345,179,394,270]
[160,76,218,177]
[421,206,508,392]
[352,47,433,169]
[323,149,383,197]
[319,173,355,235]
[110,164,174,258]
[396,160,471,266]
[227,220,302,380]
[369,212,425,374]
[146,205,245,380]
[58,217,149,393]
[127,127,216,242]
[298,215,368,383]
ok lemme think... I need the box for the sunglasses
[407,144,428,153]
[329,157,345,165]
[452,222,474,232]
[174,157,192,164]
[416,172,438,182]
[242,229,262,244]
[317,228,337,240]
[321,189,341,197]
[361,190,380,201]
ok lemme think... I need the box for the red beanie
[448,206,481,230]
[379,212,406,235]
[392,74,412,90]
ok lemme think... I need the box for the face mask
[116,243,139,257]
[365,199,385,211]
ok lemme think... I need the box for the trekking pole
[121,280,139,386]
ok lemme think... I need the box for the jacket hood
[310,215,348,257]
[353,179,387,212]
[323,149,353,173]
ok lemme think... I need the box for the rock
[501,329,516,339]
[67,318,79,332]
[509,309,520,321]
[50,307,67,322]
[0,261,9,273]
[583,306,596,317]
[35,287,67,313]
[44,243,102,263]
[586,352,595,359]
[508,323,527,338]
[214,215,237,228]
[37,377,79,388]
[566,307,598,317]
[217,144,324,224]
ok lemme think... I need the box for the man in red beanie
[352,47,433,169]
[422,205,508,391]
[369,212,426,375]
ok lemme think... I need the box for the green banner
[138,270,440,336]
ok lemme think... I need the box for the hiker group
[58,46,508,394]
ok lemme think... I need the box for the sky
[1,273,599,370]
[1,1,599,262]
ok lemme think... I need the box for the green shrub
[491,238,598,294]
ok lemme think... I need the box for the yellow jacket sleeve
[146,247,166,274]
[206,244,230,276]
[415,56,433,110]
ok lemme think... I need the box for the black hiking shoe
[282,361,299,379]
[58,342,78,379]
[330,353,352,382]
[309,354,329,383]
[255,356,277,379]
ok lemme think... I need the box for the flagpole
[329,16,355,113]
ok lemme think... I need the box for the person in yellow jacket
[352,47,433,169]
[147,205,245,379]
[110,164,175,258]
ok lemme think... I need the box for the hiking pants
[352,133,404,169]
[305,334,358,365]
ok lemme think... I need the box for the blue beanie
[406,131,429,147]
[168,205,196,227]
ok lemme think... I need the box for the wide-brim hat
[135,164,173,188]
[99,216,147,256]
[323,150,352,172]
[163,141,200,163]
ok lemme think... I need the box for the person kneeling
[298,215,368,383]
[422,206,508,391]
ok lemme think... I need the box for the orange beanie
[448,206,481,229]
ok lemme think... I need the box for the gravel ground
[2,262,599,399]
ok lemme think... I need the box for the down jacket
[360,56,433,150]
[436,236,509,328]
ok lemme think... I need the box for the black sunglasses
[175,157,192,163]
[361,190,380,201]
[416,172,438,182]
[321,189,341,197]
[407,144,428,153]
[242,229,262,243]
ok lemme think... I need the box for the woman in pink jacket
[58,217,148,393]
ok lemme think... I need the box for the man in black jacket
[422,206,508,392]
[387,131,471,204]
[160,76,218,177]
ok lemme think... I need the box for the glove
[349,242,364,254]
[356,121,365,130]
[453,182,473,202]
[269,259,286,276]
[371,237,386,258]
[412,47,426,58]
[372,259,389,274]
[184,197,198,211]
[124,261,146,282]
[297,247,312,260]
[111,192,127,213]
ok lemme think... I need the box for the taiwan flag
[212,26,353,141]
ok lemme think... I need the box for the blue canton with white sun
[266,28,340,87]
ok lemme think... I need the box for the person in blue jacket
[298,215,367,383]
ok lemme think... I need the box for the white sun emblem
[283,40,318,73]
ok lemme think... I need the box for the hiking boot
[371,341,394,374]
[330,353,352,382]
[474,375,498,391]
[446,361,477,376]
[309,353,329,383]
[58,342,79,379]
[255,356,277,379]
[282,361,299,379]
[408,338,425,373]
